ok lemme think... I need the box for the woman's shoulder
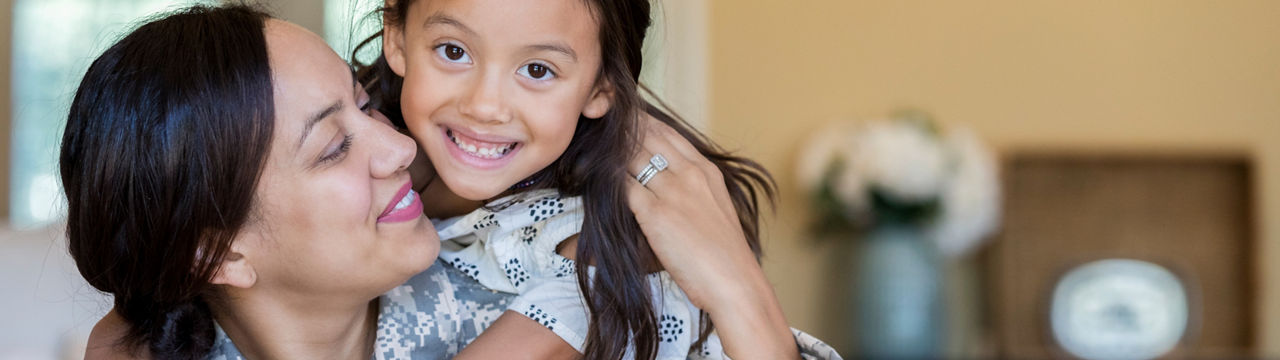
[386,262,515,311]
[374,262,516,359]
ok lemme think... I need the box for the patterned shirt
[205,190,841,359]
[434,189,842,359]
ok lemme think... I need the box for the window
[9,0,203,228]
[324,0,383,65]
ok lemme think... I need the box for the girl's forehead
[413,0,599,41]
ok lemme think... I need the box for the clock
[1050,259,1189,360]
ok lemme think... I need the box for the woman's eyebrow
[298,101,344,151]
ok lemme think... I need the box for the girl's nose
[458,71,513,124]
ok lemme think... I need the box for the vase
[850,224,943,358]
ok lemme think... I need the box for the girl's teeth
[448,129,515,159]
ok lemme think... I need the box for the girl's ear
[582,81,615,119]
[383,24,408,77]
[209,234,259,289]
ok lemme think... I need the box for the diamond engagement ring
[636,154,668,186]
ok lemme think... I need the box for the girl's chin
[442,177,512,202]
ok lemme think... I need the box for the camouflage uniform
[206,263,511,360]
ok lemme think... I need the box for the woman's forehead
[262,20,353,122]
[264,20,349,87]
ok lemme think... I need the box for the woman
[69,4,836,360]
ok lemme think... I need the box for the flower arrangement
[797,110,1001,258]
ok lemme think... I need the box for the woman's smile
[378,181,424,223]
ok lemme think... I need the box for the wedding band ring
[636,154,669,186]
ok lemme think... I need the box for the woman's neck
[212,291,379,360]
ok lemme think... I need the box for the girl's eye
[434,44,471,63]
[319,134,353,164]
[518,63,556,80]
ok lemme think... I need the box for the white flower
[929,127,1001,257]
[797,115,1001,258]
[795,121,856,194]
[852,120,948,204]
[796,121,871,216]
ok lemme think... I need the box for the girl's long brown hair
[356,1,775,358]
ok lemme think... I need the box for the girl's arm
[627,118,801,360]
[454,311,580,360]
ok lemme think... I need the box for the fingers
[631,119,687,195]
[625,175,657,216]
[641,120,738,221]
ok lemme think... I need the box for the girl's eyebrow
[423,13,476,37]
[525,43,577,62]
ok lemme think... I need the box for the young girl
[359,0,817,359]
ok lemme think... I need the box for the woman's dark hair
[356,1,776,359]
[60,4,275,359]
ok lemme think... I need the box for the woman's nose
[369,118,417,179]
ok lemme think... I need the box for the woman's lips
[378,181,423,223]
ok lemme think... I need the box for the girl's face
[234,20,438,300]
[384,0,613,201]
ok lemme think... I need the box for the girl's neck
[419,176,486,219]
[212,290,379,360]
[409,149,544,219]
[410,151,486,219]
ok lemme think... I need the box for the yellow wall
[708,0,1280,352]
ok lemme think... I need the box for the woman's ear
[383,24,408,77]
[582,81,615,119]
[209,236,258,289]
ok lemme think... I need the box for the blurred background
[1,0,1277,359]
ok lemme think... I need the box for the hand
[626,114,799,360]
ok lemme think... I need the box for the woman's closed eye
[318,134,353,165]
[434,42,472,64]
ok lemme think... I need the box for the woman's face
[234,20,438,299]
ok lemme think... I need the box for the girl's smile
[441,125,523,170]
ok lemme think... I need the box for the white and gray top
[205,188,841,359]
[435,189,840,359]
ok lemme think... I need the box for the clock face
[1050,259,1189,360]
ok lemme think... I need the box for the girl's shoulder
[433,189,581,239]
[435,188,585,293]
